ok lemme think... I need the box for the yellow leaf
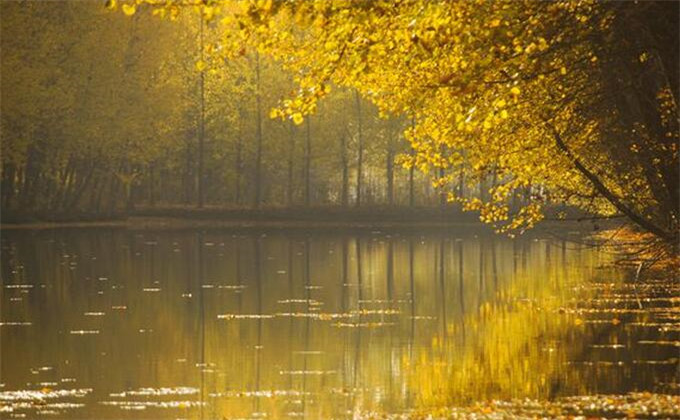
[269,108,280,119]
[203,6,214,21]
[105,0,117,10]
[574,318,583,326]
[611,318,620,325]
[500,110,508,119]
[510,87,520,96]
[195,60,206,71]
[560,66,567,75]
[292,113,304,125]
[121,3,136,16]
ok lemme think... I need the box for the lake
[1,227,677,418]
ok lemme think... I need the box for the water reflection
[1,228,676,418]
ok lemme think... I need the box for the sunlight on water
[1,228,677,418]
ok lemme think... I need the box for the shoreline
[0,205,607,232]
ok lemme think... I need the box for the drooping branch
[548,124,673,242]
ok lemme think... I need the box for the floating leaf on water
[589,344,625,349]
[109,387,198,398]
[0,388,92,401]
[638,340,680,347]
[279,370,336,376]
[209,389,309,398]
[217,314,275,320]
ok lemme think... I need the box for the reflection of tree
[353,237,363,389]
[457,240,465,344]
[438,238,447,346]
[197,231,206,420]
[253,236,262,413]
[404,239,617,407]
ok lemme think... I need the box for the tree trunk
[254,52,263,209]
[287,123,295,206]
[304,117,311,207]
[1,163,16,210]
[184,137,193,205]
[148,163,156,207]
[355,90,363,207]
[386,145,394,206]
[197,15,206,208]
[409,162,415,206]
[551,126,674,243]
[341,133,349,207]
[235,118,243,206]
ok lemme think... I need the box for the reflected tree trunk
[254,236,262,413]
[409,237,416,358]
[386,239,394,305]
[439,238,447,343]
[342,236,349,313]
[458,240,465,342]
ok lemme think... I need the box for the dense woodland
[1,1,466,216]
[1,1,678,246]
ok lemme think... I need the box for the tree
[152,0,676,243]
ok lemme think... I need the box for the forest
[2,0,676,247]
[2,1,455,219]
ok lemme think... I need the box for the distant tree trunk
[1,163,16,210]
[87,172,102,212]
[57,159,77,211]
[148,163,156,207]
[287,123,295,206]
[107,165,122,214]
[184,137,193,205]
[94,171,110,214]
[457,167,465,199]
[304,117,311,207]
[386,143,395,206]
[355,90,363,207]
[254,52,263,209]
[439,167,446,207]
[235,112,244,206]
[341,133,349,207]
[409,164,415,206]
[197,15,206,209]
[409,119,416,207]
[66,161,96,211]
[21,144,42,210]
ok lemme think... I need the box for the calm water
[1,227,677,419]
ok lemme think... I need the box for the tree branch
[547,124,673,242]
